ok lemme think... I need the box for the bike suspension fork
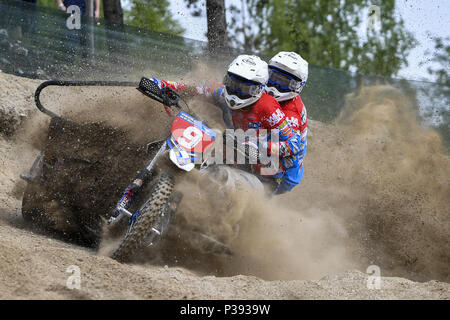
[113,169,151,219]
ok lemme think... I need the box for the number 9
[177,126,203,149]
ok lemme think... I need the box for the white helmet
[265,51,308,102]
[222,55,269,110]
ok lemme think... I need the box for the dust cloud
[152,84,449,282]
[12,67,449,282]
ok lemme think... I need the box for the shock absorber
[110,169,150,222]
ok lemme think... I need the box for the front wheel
[111,173,175,263]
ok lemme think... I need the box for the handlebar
[137,77,182,109]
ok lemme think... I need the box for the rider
[149,55,303,195]
[264,51,309,187]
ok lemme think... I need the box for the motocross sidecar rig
[21,77,244,261]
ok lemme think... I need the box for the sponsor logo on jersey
[279,120,292,137]
[286,116,299,128]
[248,121,262,129]
[266,109,285,127]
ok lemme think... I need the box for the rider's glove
[150,77,187,92]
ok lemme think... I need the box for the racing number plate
[170,111,216,153]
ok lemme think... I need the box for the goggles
[268,67,306,93]
[223,73,264,99]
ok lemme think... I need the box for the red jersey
[279,95,307,135]
[230,93,288,132]
[230,93,303,169]
[152,78,298,157]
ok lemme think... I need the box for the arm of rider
[264,120,305,159]
[149,77,187,92]
[223,117,304,162]
[149,77,223,100]
[298,128,307,159]
[150,77,233,128]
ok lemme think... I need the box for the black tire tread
[111,173,174,263]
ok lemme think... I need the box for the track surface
[0,72,449,299]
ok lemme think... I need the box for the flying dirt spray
[141,84,450,282]
[20,68,449,282]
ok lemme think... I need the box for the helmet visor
[268,67,305,93]
[223,73,263,100]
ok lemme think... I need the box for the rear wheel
[111,173,174,263]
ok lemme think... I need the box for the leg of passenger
[272,165,304,195]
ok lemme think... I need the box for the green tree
[37,0,57,9]
[125,0,184,35]
[425,37,450,86]
[231,0,416,77]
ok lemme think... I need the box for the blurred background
[0,0,448,147]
